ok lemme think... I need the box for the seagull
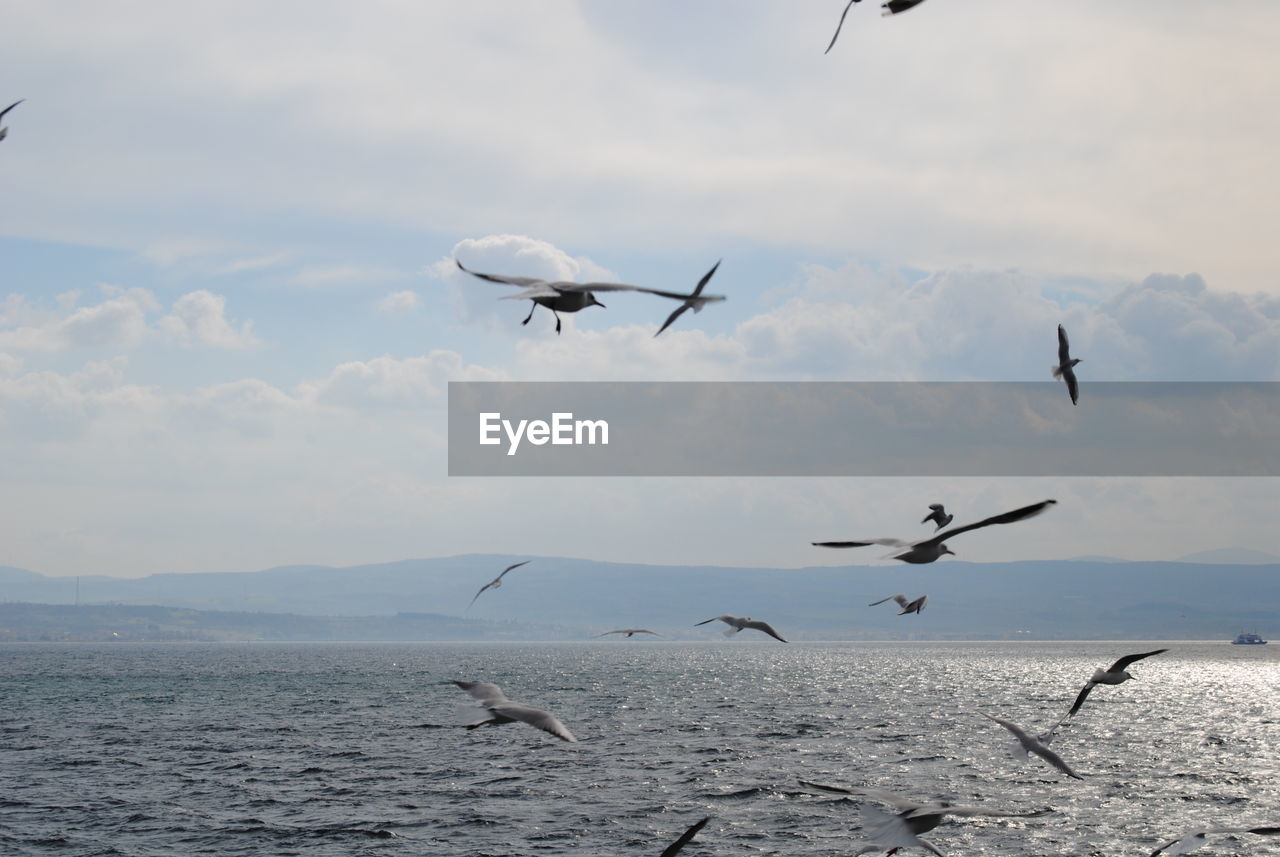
[882,0,929,15]
[660,816,712,857]
[456,258,726,334]
[695,614,788,642]
[1066,648,1168,718]
[654,259,721,337]
[1053,324,1082,405]
[813,499,1057,564]
[0,99,23,142]
[982,713,1083,780]
[596,628,662,638]
[467,560,531,609]
[800,781,1051,856]
[921,504,953,531]
[869,594,927,615]
[1150,825,1280,856]
[451,679,576,742]
[825,0,861,54]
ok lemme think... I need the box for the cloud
[0,288,160,352]
[301,351,507,410]
[159,290,261,349]
[377,290,421,316]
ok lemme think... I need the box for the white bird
[654,260,721,337]
[1066,648,1168,718]
[1150,825,1280,856]
[467,560,531,609]
[813,499,1057,564]
[869,594,928,615]
[596,628,661,638]
[921,504,953,531]
[982,713,1083,780]
[1052,324,1082,405]
[800,781,1051,856]
[456,258,726,334]
[451,679,576,742]
[695,614,788,643]
[0,99,23,142]
[660,816,712,857]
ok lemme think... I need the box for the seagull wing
[452,680,509,705]
[659,816,711,857]
[489,701,577,742]
[1057,324,1072,363]
[924,499,1057,547]
[1108,648,1168,673]
[1062,365,1079,405]
[799,782,922,813]
[984,713,1082,779]
[869,594,905,607]
[654,260,723,337]
[495,559,531,581]
[861,804,946,857]
[564,282,728,306]
[744,619,788,642]
[825,0,859,53]
[814,537,911,548]
[0,99,23,121]
[468,580,498,608]
[455,259,548,288]
[1067,681,1096,718]
[654,303,692,338]
[1151,828,1280,857]
[695,615,734,626]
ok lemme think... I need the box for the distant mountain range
[1,554,1276,641]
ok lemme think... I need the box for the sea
[1,641,1276,857]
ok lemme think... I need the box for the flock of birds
[453,499,1273,855]
[4,5,1268,854]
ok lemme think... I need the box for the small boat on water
[1231,631,1268,645]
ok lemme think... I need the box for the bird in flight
[1066,648,1168,718]
[869,594,927,615]
[983,712,1083,780]
[1053,324,1082,405]
[452,679,576,742]
[468,560,532,608]
[596,628,661,638]
[921,504,953,531]
[654,260,721,337]
[800,781,1051,856]
[695,614,788,642]
[456,258,726,334]
[826,0,930,54]
[1150,825,1280,856]
[0,99,24,142]
[813,499,1057,564]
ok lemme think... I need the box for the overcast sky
[1,1,1277,578]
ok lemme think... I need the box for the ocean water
[0,641,1276,856]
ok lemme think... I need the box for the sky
[1,0,1277,578]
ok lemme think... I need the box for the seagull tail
[721,627,741,638]
[1051,364,1064,379]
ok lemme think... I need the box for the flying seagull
[1053,324,1082,405]
[921,504,953,531]
[654,259,721,337]
[813,499,1057,564]
[0,99,23,142]
[659,816,712,857]
[869,594,927,615]
[1150,825,1280,856]
[800,781,1051,856]
[456,258,726,334]
[695,614,788,642]
[596,628,661,638]
[452,679,576,742]
[982,713,1083,780]
[468,560,532,608]
[1066,648,1168,718]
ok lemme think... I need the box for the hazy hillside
[1,555,1275,641]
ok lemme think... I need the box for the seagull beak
[943,547,956,556]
